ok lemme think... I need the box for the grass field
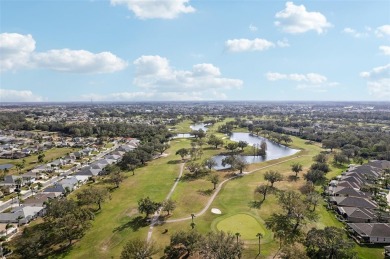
[169,119,192,133]
[51,122,382,258]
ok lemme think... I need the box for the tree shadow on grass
[249,200,264,209]
[181,171,209,182]
[113,216,148,232]
[168,160,182,165]
[287,175,298,182]
[203,147,218,151]
[43,242,74,259]
[197,189,213,196]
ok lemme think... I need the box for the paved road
[146,162,185,242]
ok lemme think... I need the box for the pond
[171,133,194,139]
[172,123,209,138]
[190,123,209,132]
[0,164,14,170]
[212,132,299,170]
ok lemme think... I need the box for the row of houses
[327,160,390,244]
[0,139,140,239]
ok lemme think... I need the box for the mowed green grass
[216,213,266,240]
[55,140,190,259]
[170,119,192,133]
[54,128,382,258]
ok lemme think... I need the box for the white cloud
[32,49,127,73]
[379,46,390,56]
[375,25,390,37]
[82,92,155,101]
[343,27,368,38]
[266,72,338,92]
[110,0,195,19]
[276,39,290,48]
[0,33,127,73]
[225,38,275,52]
[133,55,243,91]
[0,33,35,71]
[360,64,390,80]
[275,2,331,34]
[266,72,327,84]
[0,89,43,102]
[360,64,390,98]
[81,90,226,101]
[249,24,258,32]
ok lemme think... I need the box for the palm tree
[16,215,24,227]
[274,230,285,258]
[5,223,13,236]
[14,178,22,190]
[2,168,8,180]
[16,192,23,206]
[38,152,45,163]
[256,233,263,255]
[15,163,23,174]
[30,185,35,197]
[235,232,241,244]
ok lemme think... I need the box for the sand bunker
[211,208,222,214]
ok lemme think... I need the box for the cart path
[165,155,311,223]
[146,162,185,242]
[146,154,310,242]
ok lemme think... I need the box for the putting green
[216,213,266,240]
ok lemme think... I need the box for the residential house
[31,164,55,174]
[64,153,76,164]
[338,207,376,223]
[368,160,390,170]
[23,193,55,207]
[117,144,136,153]
[0,205,45,225]
[20,172,36,184]
[47,158,66,168]
[328,186,368,198]
[42,184,66,197]
[0,175,25,193]
[347,223,390,244]
[58,177,78,191]
[75,166,102,177]
[330,196,378,210]
[104,154,121,161]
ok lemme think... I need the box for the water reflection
[213,132,299,170]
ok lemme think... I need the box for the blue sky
[1,0,389,102]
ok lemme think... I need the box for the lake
[172,123,209,138]
[190,123,209,132]
[212,132,299,170]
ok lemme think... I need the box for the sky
[0,0,389,102]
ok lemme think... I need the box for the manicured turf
[56,140,189,259]
[50,123,382,259]
[216,213,266,240]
